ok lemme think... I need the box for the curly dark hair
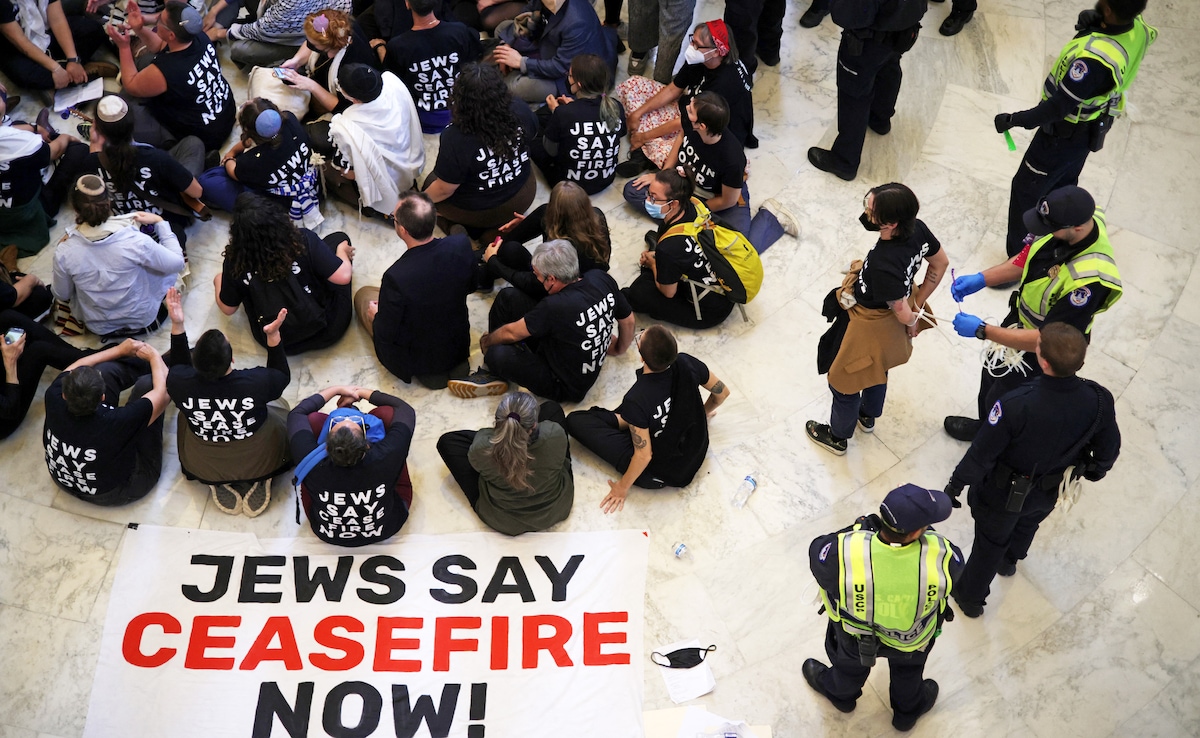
[449,62,523,162]
[223,192,305,281]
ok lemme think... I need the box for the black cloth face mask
[860,211,881,231]
[651,644,717,669]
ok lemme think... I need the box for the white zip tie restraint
[1057,465,1085,513]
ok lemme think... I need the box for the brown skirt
[177,401,293,485]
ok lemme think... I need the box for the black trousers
[819,620,933,720]
[0,310,86,439]
[1005,126,1093,256]
[562,406,669,488]
[622,270,734,330]
[955,482,1058,607]
[831,34,906,171]
[0,15,106,90]
[437,401,567,507]
[484,287,571,401]
[723,0,786,74]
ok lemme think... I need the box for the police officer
[807,0,927,181]
[944,323,1120,617]
[995,0,1156,256]
[803,484,963,732]
[944,185,1121,441]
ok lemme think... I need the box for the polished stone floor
[2,0,1199,735]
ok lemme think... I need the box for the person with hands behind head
[288,382,417,546]
[944,185,1120,442]
[437,391,574,534]
[943,323,1119,619]
[111,1,236,154]
[565,324,729,514]
[42,338,170,506]
[165,287,295,517]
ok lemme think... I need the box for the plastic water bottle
[731,473,758,508]
[671,541,692,560]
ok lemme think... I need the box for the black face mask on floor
[860,212,881,231]
[651,644,717,669]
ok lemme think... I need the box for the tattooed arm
[702,371,730,418]
[600,421,652,514]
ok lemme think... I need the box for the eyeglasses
[688,33,716,51]
[646,192,674,205]
[634,329,646,350]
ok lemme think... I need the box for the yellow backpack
[662,198,764,303]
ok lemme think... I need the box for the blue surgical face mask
[645,199,667,219]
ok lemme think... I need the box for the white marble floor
[3,0,1200,735]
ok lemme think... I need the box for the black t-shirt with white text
[385,20,482,133]
[655,201,719,292]
[82,144,193,221]
[147,35,236,150]
[854,219,941,309]
[43,373,153,499]
[0,140,50,207]
[433,99,536,210]
[672,60,755,147]
[677,113,745,201]
[616,352,710,485]
[231,113,312,193]
[523,270,632,402]
[544,96,626,195]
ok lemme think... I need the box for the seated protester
[437,391,574,535]
[215,193,354,355]
[279,9,382,119]
[0,95,88,258]
[200,101,323,227]
[318,64,424,218]
[455,0,523,33]
[492,0,613,103]
[424,63,538,239]
[0,269,53,321]
[0,0,107,91]
[532,53,626,194]
[164,287,293,517]
[42,338,170,506]
[354,191,475,389]
[82,96,205,251]
[565,324,729,512]
[360,0,452,45]
[482,180,610,297]
[615,19,755,177]
[205,0,353,68]
[109,2,236,155]
[382,0,481,134]
[1,309,87,440]
[53,175,185,339]
[626,92,797,250]
[288,384,416,546]
[621,170,733,329]
[449,239,635,402]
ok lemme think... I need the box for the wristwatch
[66,56,81,64]
[975,322,988,340]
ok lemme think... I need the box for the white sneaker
[761,198,800,238]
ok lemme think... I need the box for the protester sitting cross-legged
[200,98,323,228]
[53,175,185,340]
[164,288,293,517]
[280,9,381,119]
[214,193,354,355]
[449,239,635,402]
[42,338,170,506]
[0,0,109,92]
[1,310,87,440]
[289,384,416,546]
[621,169,733,329]
[204,0,353,68]
[481,181,611,298]
[565,324,729,512]
[354,191,476,390]
[492,0,614,103]
[436,391,574,535]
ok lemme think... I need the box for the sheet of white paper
[656,639,717,704]
[54,78,103,111]
[674,706,760,738]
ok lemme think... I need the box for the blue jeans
[197,166,247,212]
[829,381,887,440]
[625,181,784,253]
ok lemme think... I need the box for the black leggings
[562,406,668,489]
[437,401,566,507]
[0,310,87,439]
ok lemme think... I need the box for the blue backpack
[292,407,387,487]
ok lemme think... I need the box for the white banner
[85,525,648,738]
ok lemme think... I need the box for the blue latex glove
[953,313,984,338]
[951,272,986,302]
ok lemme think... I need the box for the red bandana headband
[705,19,730,56]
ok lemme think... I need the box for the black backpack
[243,271,327,345]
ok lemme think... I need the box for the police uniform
[999,11,1156,255]
[947,372,1120,613]
[974,207,1121,423]
[804,485,963,731]
[808,0,927,179]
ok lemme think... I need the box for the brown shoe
[83,61,119,80]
